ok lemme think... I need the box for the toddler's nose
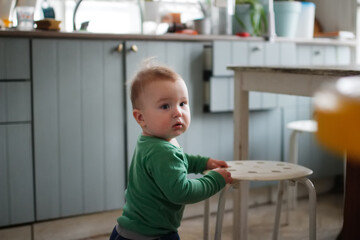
[172,106,182,118]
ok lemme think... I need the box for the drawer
[0,38,31,80]
[0,82,31,123]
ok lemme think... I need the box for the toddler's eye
[160,104,170,109]
[180,102,187,107]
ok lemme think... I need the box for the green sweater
[117,135,226,236]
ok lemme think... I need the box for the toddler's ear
[133,109,145,127]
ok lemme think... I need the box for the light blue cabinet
[0,38,33,227]
[208,41,296,112]
[32,39,126,221]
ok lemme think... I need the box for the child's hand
[206,158,228,170]
[213,168,233,184]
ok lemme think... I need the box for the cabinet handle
[251,46,262,52]
[130,45,138,53]
[117,43,123,53]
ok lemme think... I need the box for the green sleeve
[185,153,209,174]
[148,150,226,205]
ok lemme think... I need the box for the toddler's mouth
[173,122,183,128]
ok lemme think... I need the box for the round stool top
[224,160,313,181]
[286,120,317,133]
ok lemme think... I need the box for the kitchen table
[228,66,360,240]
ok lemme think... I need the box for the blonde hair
[130,60,182,109]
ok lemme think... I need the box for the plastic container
[16,6,34,30]
[296,2,316,39]
[274,1,301,38]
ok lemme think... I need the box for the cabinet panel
[297,45,312,65]
[264,42,280,66]
[232,41,248,66]
[33,39,60,220]
[213,41,232,76]
[33,39,125,221]
[81,41,105,213]
[324,46,337,65]
[57,40,82,217]
[209,77,232,112]
[0,38,30,80]
[337,46,351,65]
[280,42,296,66]
[0,82,31,123]
[0,124,34,226]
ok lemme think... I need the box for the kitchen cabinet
[0,38,33,227]
[208,41,297,112]
[0,38,30,80]
[32,39,126,221]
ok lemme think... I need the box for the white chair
[204,160,317,240]
[286,120,317,211]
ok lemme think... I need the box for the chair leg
[204,198,210,240]
[214,184,231,240]
[273,180,285,240]
[297,177,317,240]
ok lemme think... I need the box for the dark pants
[109,226,180,240]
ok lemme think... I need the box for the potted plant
[233,0,267,36]
[273,0,302,37]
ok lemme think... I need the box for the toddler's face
[135,79,191,141]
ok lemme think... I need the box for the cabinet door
[0,38,30,80]
[0,124,34,226]
[0,82,31,123]
[32,39,125,221]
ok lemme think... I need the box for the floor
[0,191,343,240]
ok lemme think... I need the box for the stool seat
[224,160,313,181]
[286,120,317,133]
[204,160,317,240]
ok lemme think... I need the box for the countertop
[227,65,360,76]
[0,29,357,46]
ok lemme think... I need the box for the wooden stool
[204,160,316,240]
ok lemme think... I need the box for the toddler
[110,62,232,240]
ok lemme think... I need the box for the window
[35,0,204,33]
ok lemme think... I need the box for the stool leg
[233,181,249,240]
[215,184,231,240]
[273,180,285,240]
[288,130,299,210]
[204,198,210,240]
[297,177,317,240]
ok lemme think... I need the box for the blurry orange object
[170,13,181,24]
[2,18,12,28]
[314,76,360,160]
